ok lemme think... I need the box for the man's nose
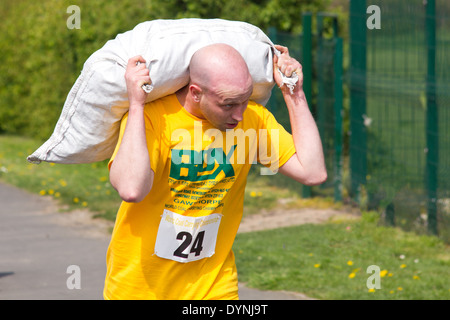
[231,104,246,122]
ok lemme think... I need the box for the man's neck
[175,85,188,107]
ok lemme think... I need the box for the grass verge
[233,212,450,300]
[0,135,121,220]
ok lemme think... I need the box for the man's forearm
[109,105,153,202]
[284,89,327,182]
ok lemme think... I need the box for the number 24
[173,231,205,259]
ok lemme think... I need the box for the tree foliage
[0,0,330,139]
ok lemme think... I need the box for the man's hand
[273,45,304,95]
[125,56,151,108]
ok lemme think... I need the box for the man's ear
[189,84,202,103]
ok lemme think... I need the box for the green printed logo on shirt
[169,145,236,182]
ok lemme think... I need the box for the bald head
[179,44,254,130]
[189,44,253,94]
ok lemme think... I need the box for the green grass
[233,212,450,300]
[0,135,122,221]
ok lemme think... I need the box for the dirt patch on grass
[238,207,358,233]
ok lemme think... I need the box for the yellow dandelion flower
[250,191,256,197]
[397,287,403,291]
[59,179,67,187]
[380,270,388,277]
[54,192,61,198]
[388,272,394,277]
[82,201,88,207]
[99,176,108,182]
[400,264,407,269]
[314,264,321,268]
[389,290,395,294]
[73,197,79,203]
[368,288,376,293]
[348,272,356,279]
[39,190,46,196]
[347,260,353,266]
[48,189,55,195]
[413,275,420,280]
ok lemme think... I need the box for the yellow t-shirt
[104,94,295,300]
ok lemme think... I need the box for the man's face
[197,82,253,132]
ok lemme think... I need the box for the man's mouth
[226,123,238,129]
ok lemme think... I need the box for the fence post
[334,37,343,202]
[349,0,367,203]
[425,0,438,236]
[302,12,313,198]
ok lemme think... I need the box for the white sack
[27,18,277,164]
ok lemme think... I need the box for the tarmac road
[0,181,308,300]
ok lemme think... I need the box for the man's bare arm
[274,45,327,186]
[109,56,154,202]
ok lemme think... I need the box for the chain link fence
[267,2,449,243]
[349,0,449,242]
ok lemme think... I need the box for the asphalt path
[0,181,308,300]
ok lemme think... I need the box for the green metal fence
[266,12,344,202]
[268,2,449,243]
[349,0,450,242]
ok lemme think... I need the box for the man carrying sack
[104,42,326,300]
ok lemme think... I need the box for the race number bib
[154,210,222,263]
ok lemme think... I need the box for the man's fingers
[127,55,146,68]
[274,44,288,55]
[141,76,152,87]
[126,56,151,85]
[125,56,152,96]
[277,55,302,78]
[136,66,150,77]
[135,62,147,71]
